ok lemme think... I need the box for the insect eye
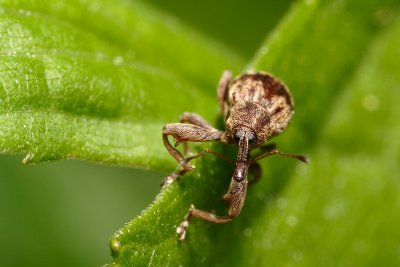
[247,132,256,146]
[234,131,243,143]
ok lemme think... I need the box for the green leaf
[0,0,243,167]
[108,0,400,266]
[2,0,400,266]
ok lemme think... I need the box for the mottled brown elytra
[162,70,308,241]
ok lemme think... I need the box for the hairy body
[162,70,308,241]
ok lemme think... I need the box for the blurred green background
[0,0,293,266]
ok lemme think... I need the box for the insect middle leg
[250,144,309,164]
[179,112,218,155]
[162,115,223,186]
[180,112,216,130]
[246,144,308,186]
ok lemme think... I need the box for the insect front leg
[177,178,247,241]
[176,205,232,241]
[179,112,217,154]
[222,178,248,217]
[162,123,223,186]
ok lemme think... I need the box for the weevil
[162,70,308,241]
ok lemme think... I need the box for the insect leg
[179,112,219,154]
[256,143,277,153]
[161,147,233,187]
[177,173,248,241]
[247,161,262,186]
[250,144,309,164]
[162,123,223,186]
[185,148,233,164]
[217,70,232,114]
[177,205,232,241]
[180,112,216,130]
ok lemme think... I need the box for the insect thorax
[222,72,294,145]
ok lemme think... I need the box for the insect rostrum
[162,70,308,241]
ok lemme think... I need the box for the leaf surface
[108,1,400,266]
[1,0,399,266]
[0,0,243,168]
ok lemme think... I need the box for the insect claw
[161,176,174,187]
[178,159,194,171]
[177,220,189,241]
[160,172,179,187]
[300,155,310,163]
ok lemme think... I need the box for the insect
[162,70,308,241]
